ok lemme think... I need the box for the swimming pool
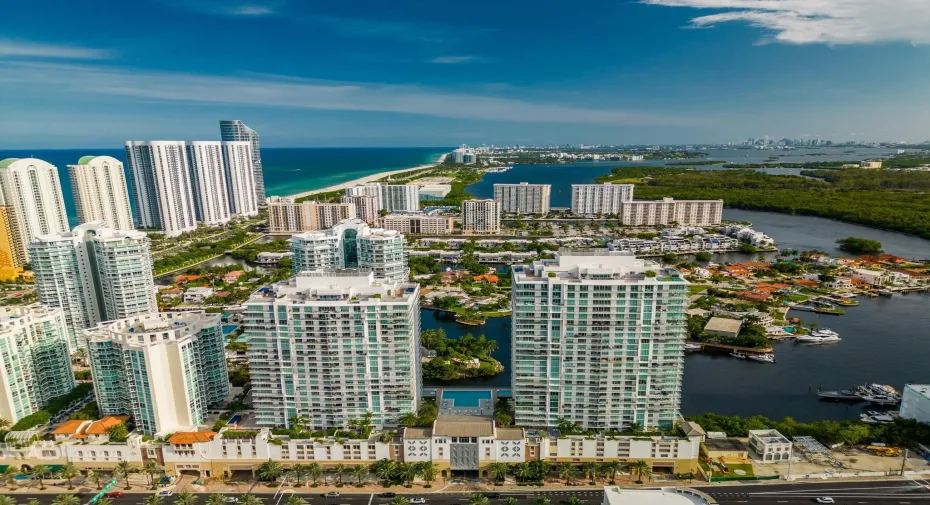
[222,325,239,335]
[440,390,492,408]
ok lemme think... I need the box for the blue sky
[2,0,929,147]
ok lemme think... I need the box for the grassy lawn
[786,294,810,302]
[688,284,712,296]
[712,463,755,478]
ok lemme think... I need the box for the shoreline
[285,153,448,200]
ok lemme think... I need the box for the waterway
[422,207,930,422]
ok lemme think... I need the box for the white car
[225,499,239,503]
[815,498,834,504]
[411,499,426,504]
[157,490,174,497]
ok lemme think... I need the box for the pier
[696,342,773,354]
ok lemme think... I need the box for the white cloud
[0,40,112,60]
[429,56,480,64]
[642,0,930,45]
[162,0,281,17]
[0,61,701,127]
[228,5,276,16]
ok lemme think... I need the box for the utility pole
[901,448,909,476]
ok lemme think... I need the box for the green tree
[206,494,227,505]
[564,498,584,505]
[107,422,130,443]
[487,462,509,483]
[143,496,163,505]
[331,463,347,486]
[87,469,106,490]
[468,494,490,505]
[308,462,324,485]
[533,497,551,505]
[257,460,284,482]
[389,497,410,505]
[352,464,368,486]
[370,459,394,485]
[513,462,532,483]
[0,496,17,505]
[115,461,135,490]
[399,412,420,427]
[601,461,622,483]
[31,464,49,490]
[629,460,652,483]
[175,493,198,505]
[51,495,80,505]
[142,461,163,489]
[290,463,309,486]
[60,463,80,490]
[557,464,579,485]
[416,462,436,487]
[1,466,18,489]
[582,462,599,483]
[238,495,262,505]
[286,496,307,505]
[503,498,519,505]
[836,237,883,255]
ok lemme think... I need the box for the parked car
[157,490,174,497]
[485,494,501,499]
[224,498,239,503]
[814,499,834,504]
[324,492,340,498]
[105,492,124,498]
[380,493,397,498]
[411,499,427,504]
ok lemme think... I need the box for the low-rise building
[266,196,357,234]
[703,317,742,339]
[748,429,792,462]
[256,251,294,266]
[184,286,215,303]
[700,438,748,461]
[850,268,890,286]
[377,214,454,235]
[860,160,883,169]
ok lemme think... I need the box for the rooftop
[905,384,930,400]
[603,487,712,505]
[704,317,742,334]
[432,415,494,438]
[168,431,217,445]
[749,429,791,444]
[703,438,747,453]
[0,159,19,169]
[252,270,417,304]
[77,155,96,164]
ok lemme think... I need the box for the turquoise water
[441,389,492,408]
[222,325,239,335]
[0,147,449,226]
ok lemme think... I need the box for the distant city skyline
[2,0,930,147]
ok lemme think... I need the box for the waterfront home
[724,265,751,277]
[159,287,183,301]
[176,274,203,285]
[824,277,853,290]
[739,261,771,271]
[735,290,772,303]
[793,279,819,289]
[704,317,742,338]
[184,286,215,303]
[851,268,891,286]
[223,270,245,283]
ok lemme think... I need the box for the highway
[5,480,930,505]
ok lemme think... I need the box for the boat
[730,352,748,359]
[860,412,896,424]
[877,289,894,297]
[747,353,776,363]
[818,389,863,402]
[684,342,703,352]
[856,384,902,405]
[796,329,842,344]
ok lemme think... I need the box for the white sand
[285,153,448,200]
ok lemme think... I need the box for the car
[814,499,835,504]
[225,498,239,503]
[485,494,501,499]
[410,498,426,504]
[105,492,124,498]
[157,490,174,497]
[324,492,340,498]
[380,493,397,498]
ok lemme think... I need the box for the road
[6,480,930,505]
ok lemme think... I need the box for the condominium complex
[342,194,380,224]
[0,158,70,261]
[377,214,454,235]
[570,183,634,215]
[244,270,421,429]
[511,250,688,430]
[125,141,198,236]
[346,184,419,212]
[67,156,135,230]
[494,183,551,215]
[220,120,265,205]
[85,311,230,435]
[290,219,408,283]
[0,206,25,268]
[461,199,501,234]
[0,305,75,423]
[126,140,258,236]
[266,196,357,234]
[571,184,723,226]
[29,222,157,351]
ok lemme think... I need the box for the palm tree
[143,461,163,489]
[206,494,227,505]
[468,494,489,505]
[238,495,262,505]
[563,498,583,505]
[601,461,622,483]
[398,413,419,427]
[581,462,599,484]
[51,495,80,505]
[416,462,436,487]
[557,464,578,485]
[513,462,532,483]
[626,422,643,435]
[493,411,512,427]
[291,463,309,487]
[26,498,41,505]
[503,498,519,505]
[87,470,106,490]
[0,496,17,505]
[370,459,394,486]
[60,464,80,490]
[116,461,135,490]
[175,492,198,505]
[487,462,509,484]
[308,462,324,486]
[628,460,652,484]
[331,463,347,486]
[286,496,307,505]
[533,497,550,505]
[31,464,49,490]
[2,466,18,489]
[257,460,284,482]
[0,418,10,430]
[96,498,113,505]
[351,464,368,487]
[144,496,163,505]
[395,462,416,486]
[289,416,309,434]
[389,497,410,505]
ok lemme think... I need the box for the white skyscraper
[244,270,421,429]
[0,158,70,260]
[29,222,157,351]
[570,183,634,216]
[125,141,198,237]
[461,199,501,234]
[494,183,551,215]
[186,141,232,226]
[341,194,379,223]
[511,250,688,430]
[220,120,265,205]
[67,156,135,230]
[347,184,419,212]
[86,311,230,435]
[222,141,259,217]
[0,305,75,423]
[291,219,408,283]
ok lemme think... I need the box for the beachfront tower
[244,270,421,429]
[186,141,232,226]
[125,141,198,237]
[510,249,688,431]
[494,182,551,215]
[68,156,135,230]
[0,158,70,262]
[290,219,408,283]
[220,120,265,206]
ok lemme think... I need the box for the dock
[696,342,773,354]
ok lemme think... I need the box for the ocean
[0,147,450,225]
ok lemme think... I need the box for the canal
[423,207,930,422]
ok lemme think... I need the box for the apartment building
[290,219,408,283]
[29,222,157,351]
[0,206,25,268]
[220,120,265,205]
[346,184,420,212]
[570,184,634,215]
[0,305,75,423]
[186,142,232,226]
[85,311,229,435]
[377,214,454,235]
[511,250,688,431]
[493,183,551,215]
[461,199,501,234]
[67,156,135,230]
[622,198,723,227]
[266,196,357,234]
[0,158,70,260]
[125,141,198,237]
[222,141,259,217]
[342,194,380,224]
[244,270,421,429]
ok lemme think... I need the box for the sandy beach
[285,153,448,200]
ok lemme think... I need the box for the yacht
[747,353,776,363]
[684,342,703,352]
[818,389,862,402]
[730,352,749,359]
[797,329,841,344]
